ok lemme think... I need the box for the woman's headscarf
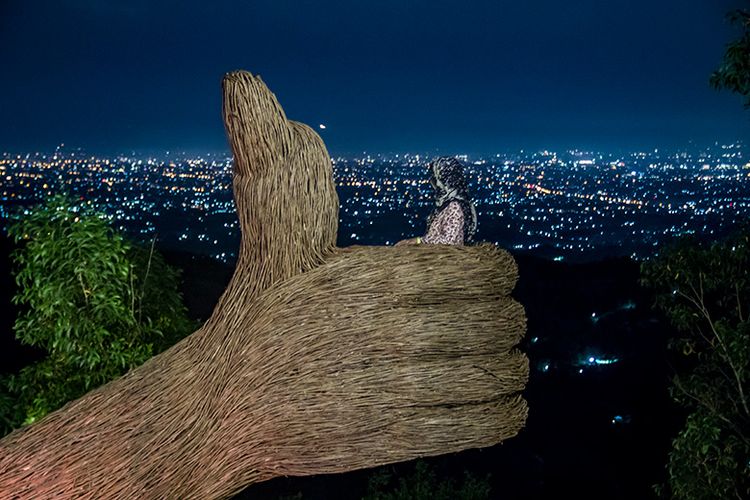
[425,156,478,243]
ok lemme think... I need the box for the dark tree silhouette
[711,7,750,107]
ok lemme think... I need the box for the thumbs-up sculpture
[0,71,529,499]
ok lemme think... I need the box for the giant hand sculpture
[0,71,529,499]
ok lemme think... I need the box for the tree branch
[678,277,750,420]
[735,282,744,323]
[672,375,750,448]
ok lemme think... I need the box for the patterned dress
[422,200,465,245]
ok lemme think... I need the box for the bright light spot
[579,354,620,366]
[319,124,326,130]
[594,357,619,365]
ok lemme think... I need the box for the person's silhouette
[396,156,478,246]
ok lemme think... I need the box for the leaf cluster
[0,194,197,435]
[640,223,750,499]
[363,460,491,500]
[710,8,750,107]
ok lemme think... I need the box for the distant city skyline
[1,1,749,155]
[0,139,747,159]
[2,143,748,264]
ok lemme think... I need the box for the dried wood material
[0,71,529,499]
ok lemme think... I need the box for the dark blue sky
[1,0,748,155]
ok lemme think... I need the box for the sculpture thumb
[0,70,529,500]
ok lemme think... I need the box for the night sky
[1,0,748,155]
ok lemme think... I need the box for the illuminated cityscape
[1,142,748,264]
[2,0,749,496]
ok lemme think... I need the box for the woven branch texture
[0,70,529,499]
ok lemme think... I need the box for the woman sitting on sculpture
[396,156,478,246]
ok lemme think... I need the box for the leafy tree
[710,7,750,107]
[640,225,750,499]
[364,460,491,500]
[0,194,197,436]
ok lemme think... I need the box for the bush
[0,194,197,435]
[640,224,750,499]
[364,460,491,500]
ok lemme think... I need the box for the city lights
[0,142,748,265]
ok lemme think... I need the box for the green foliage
[662,408,748,500]
[710,8,750,108]
[363,460,491,500]
[640,224,750,499]
[0,194,197,435]
[276,493,303,500]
